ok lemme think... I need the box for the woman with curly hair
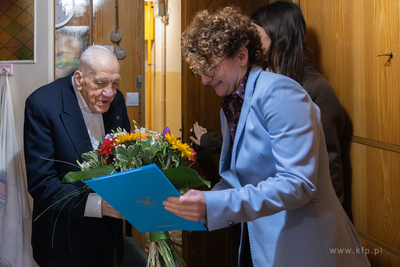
[163,7,369,267]
[192,2,345,206]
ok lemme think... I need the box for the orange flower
[140,133,158,140]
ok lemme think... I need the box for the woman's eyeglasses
[190,55,228,80]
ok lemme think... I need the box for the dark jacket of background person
[302,68,344,203]
[24,73,130,266]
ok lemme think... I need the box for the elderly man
[24,46,144,267]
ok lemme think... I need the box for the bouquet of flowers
[56,122,210,267]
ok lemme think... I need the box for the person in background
[191,1,345,203]
[164,7,369,267]
[190,121,223,152]
[24,45,146,267]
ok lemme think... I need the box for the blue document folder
[84,164,207,233]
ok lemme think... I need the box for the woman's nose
[201,74,213,85]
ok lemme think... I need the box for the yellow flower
[181,146,192,158]
[164,133,192,159]
[164,133,175,145]
[116,132,140,144]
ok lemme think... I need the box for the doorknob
[377,52,393,58]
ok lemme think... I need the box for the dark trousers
[241,223,254,267]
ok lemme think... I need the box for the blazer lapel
[230,67,263,171]
[219,110,232,171]
[102,101,119,134]
[60,75,92,159]
[218,110,243,188]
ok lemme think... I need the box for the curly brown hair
[181,6,264,76]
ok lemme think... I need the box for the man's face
[74,54,120,113]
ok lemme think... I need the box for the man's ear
[73,71,83,91]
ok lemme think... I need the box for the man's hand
[162,189,206,222]
[101,199,124,219]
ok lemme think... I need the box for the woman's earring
[241,64,244,67]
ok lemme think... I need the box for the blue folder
[84,164,207,233]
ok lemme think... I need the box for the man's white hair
[78,45,119,76]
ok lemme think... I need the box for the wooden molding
[343,134,400,154]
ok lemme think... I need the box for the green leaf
[142,153,152,165]
[150,141,161,152]
[130,144,142,157]
[162,166,211,193]
[144,148,156,159]
[81,150,100,161]
[155,154,166,169]
[116,146,129,158]
[140,137,151,148]
[131,157,142,167]
[168,151,180,167]
[79,150,103,168]
[149,231,170,242]
[127,146,136,159]
[62,165,115,183]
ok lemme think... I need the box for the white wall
[152,0,182,136]
[0,1,53,266]
[154,0,181,73]
[1,0,54,147]
[165,1,182,73]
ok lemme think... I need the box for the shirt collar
[72,75,94,114]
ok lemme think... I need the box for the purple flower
[131,129,136,133]
[162,127,170,141]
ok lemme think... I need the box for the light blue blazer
[203,67,370,267]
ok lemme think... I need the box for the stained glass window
[0,0,34,61]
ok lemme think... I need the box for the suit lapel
[230,67,263,171]
[219,109,232,171]
[102,101,118,134]
[60,75,92,160]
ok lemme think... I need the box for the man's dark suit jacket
[24,73,131,267]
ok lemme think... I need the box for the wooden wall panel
[300,0,400,265]
[346,142,400,251]
[360,238,400,267]
[92,0,144,131]
[301,0,400,146]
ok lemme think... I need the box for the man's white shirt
[73,76,103,218]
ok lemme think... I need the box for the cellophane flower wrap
[58,122,210,267]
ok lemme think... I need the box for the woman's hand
[163,189,206,222]
[190,122,208,147]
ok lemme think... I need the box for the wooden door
[181,1,269,266]
[299,0,400,265]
